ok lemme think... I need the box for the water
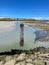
[0,21,49,52]
[34,21,49,25]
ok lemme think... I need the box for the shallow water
[0,21,49,52]
[34,21,49,25]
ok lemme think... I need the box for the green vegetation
[0,18,36,21]
[0,18,49,22]
[0,18,16,21]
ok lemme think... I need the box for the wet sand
[25,23,49,33]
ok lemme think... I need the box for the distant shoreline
[25,23,49,33]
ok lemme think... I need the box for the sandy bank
[25,23,49,33]
[0,22,16,32]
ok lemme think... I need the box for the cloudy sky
[0,0,49,19]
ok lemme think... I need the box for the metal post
[20,23,24,46]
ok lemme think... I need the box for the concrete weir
[20,23,24,46]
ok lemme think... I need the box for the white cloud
[0,17,6,19]
[32,17,49,20]
[33,17,42,20]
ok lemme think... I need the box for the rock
[17,61,26,65]
[5,56,12,62]
[4,59,16,65]
[29,54,35,60]
[25,54,29,59]
[26,59,33,63]
[15,63,20,65]
[33,59,44,65]
[13,54,19,59]
[0,56,6,61]
[20,53,26,56]
[38,57,43,60]
[16,56,25,62]
[15,61,26,65]
[20,63,25,65]
[33,47,49,53]
[26,63,33,65]
[16,53,26,62]
[35,52,40,55]
[33,60,37,65]
[0,61,4,65]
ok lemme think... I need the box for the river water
[0,21,49,52]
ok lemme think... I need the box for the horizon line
[0,17,49,20]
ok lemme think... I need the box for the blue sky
[0,0,49,19]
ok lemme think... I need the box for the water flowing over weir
[0,22,49,52]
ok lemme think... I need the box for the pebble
[26,63,33,65]
[26,58,33,63]
[0,61,4,65]
[5,56,12,62]
[0,52,49,65]
[4,59,16,65]
[20,53,26,56]
[16,53,26,62]
[15,63,20,65]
